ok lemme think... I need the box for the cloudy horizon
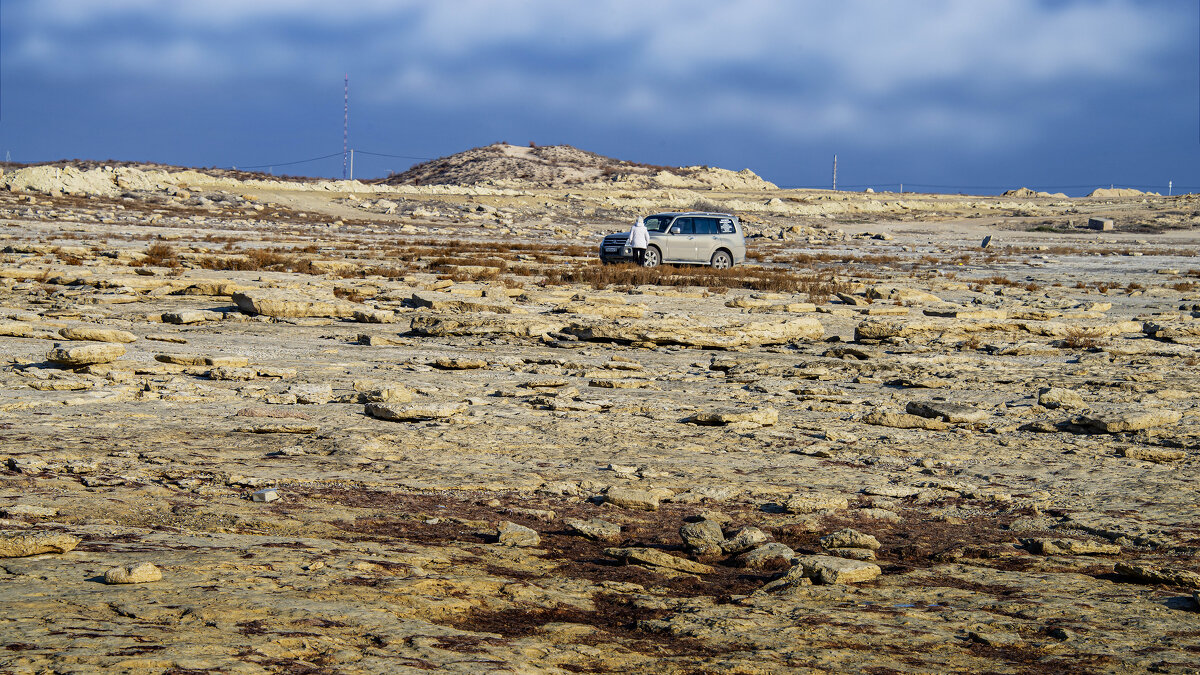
[2,0,1197,195]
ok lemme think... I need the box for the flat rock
[59,326,136,343]
[722,526,771,554]
[564,518,621,543]
[1115,561,1200,587]
[736,542,796,569]
[1076,408,1182,433]
[784,493,849,514]
[46,342,126,367]
[1038,387,1085,409]
[1120,447,1187,463]
[0,532,80,557]
[233,290,359,318]
[905,401,987,424]
[820,528,881,551]
[565,316,823,348]
[497,521,540,547]
[1031,539,1121,556]
[687,407,777,426]
[793,555,882,584]
[2,504,59,519]
[604,547,714,574]
[366,402,467,422]
[103,562,163,584]
[863,411,950,431]
[433,357,488,370]
[604,487,659,511]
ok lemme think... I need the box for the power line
[353,149,437,161]
[235,151,344,170]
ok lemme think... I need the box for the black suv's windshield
[644,216,673,233]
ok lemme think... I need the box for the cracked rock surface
[1,169,1199,672]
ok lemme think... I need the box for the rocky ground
[1,162,1199,674]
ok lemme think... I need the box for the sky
[2,0,1197,195]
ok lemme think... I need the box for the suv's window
[644,216,672,233]
[716,217,736,234]
[672,218,695,235]
[695,218,719,235]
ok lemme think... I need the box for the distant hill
[383,143,777,191]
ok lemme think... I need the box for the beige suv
[600,212,746,269]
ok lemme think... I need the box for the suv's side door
[667,217,698,262]
[693,217,720,261]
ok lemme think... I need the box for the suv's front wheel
[710,250,733,269]
[643,246,661,268]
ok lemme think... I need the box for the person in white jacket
[627,217,650,266]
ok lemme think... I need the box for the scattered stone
[59,327,136,343]
[1030,539,1120,556]
[1120,447,1187,463]
[1038,387,1085,409]
[1115,561,1200,587]
[290,383,334,405]
[232,290,358,318]
[0,532,80,557]
[825,547,877,561]
[863,411,950,431]
[604,547,714,574]
[784,493,849,514]
[46,342,125,367]
[736,542,796,569]
[721,526,770,554]
[820,528,881,551]
[604,487,660,511]
[103,562,163,584]
[680,519,725,555]
[2,505,59,519]
[366,402,467,422]
[433,357,488,370]
[792,555,882,584]
[686,407,777,426]
[1077,409,1182,433]
[905,401,987,424]
[565,518,621,543]
[497,521,540,547]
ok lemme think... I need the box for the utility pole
[342,74,350,180]
[832,154,838,191]
[350,149,355,181]
[1169,180,1172,196]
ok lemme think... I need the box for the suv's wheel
[710,250,733,269]
[643,246,661,268]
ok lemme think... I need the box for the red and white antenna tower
[342,74,350,180]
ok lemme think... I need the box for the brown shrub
[143,242,180,268]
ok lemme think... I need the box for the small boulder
[604,487,660,511]
[0,532,80,558]
[103,562,163,584]
[59,327,136,343]
[680,519,725,555]
[819,528,881,551]
[721,526,770,554]
[564,518,621,543]
[793,555,882,584]
[497,521,540,547]
[737,542,796,569]
[46,342,125,367]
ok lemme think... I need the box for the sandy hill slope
[384,143,777,191]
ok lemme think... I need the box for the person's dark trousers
[633,248,646,265]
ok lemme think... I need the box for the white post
[832,154,838,191]
[1168,180,1172,196]
[900,183,903,194]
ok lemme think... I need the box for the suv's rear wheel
[643,246,661,268]
[710,250,733,269]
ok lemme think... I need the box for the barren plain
[1,150,1199,674]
